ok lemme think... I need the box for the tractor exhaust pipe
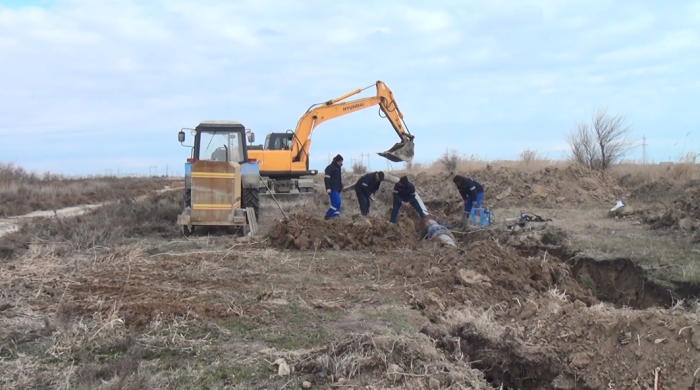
[384,174,456,247]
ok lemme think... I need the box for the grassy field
[0,162,181,217]
[2,160,700,389]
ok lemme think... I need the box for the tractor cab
[177,120,260,237]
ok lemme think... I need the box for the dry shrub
[351,161,368,174]
[519,148,548,165]
[437,149,462,172]
[5,190,181,257]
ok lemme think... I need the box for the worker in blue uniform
[354,171,385,216]
[390,176,426,223]
[324,154,344,219]
[452,174,484,217]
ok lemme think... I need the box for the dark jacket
[458,176,483,199]
[393,181,417,202]
[324,163,343,192]
[355,172,382,198]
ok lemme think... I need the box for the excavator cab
[265,132,293,151]
[176,120,260,237]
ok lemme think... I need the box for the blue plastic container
[469,207,491,226]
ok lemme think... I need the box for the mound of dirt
[412,164,625,207]
[638,185,700,232]
[267,212,420,251]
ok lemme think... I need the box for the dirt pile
[267,212,420,250]
[637,185,700,233]
[411,164,624,207]
[341,164,624,208]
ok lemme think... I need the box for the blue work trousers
[391,197,426,223]
[325,190,341,218]
[464,192,484,214]
[355,187,371,215]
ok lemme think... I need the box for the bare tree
[567,109,634,171]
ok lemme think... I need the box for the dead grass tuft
[282,332,491,388]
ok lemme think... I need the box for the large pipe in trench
[383,174,457,247]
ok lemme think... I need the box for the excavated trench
[503,241,699,310]
[439,243,700,389]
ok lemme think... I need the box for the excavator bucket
[378,140,415,163]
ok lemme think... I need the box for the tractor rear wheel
[183,189,192,210]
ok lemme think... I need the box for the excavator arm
[289,80,415,164]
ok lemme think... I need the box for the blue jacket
[393,181,417,202]
[458,176,483,199]
[324,163,343,192]
[355,172,382,198]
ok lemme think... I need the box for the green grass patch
[363,306,421,335]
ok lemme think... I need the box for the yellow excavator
[248,80,415,198]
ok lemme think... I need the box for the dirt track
[0,186,181,238]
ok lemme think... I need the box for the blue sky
[1,0,699,176]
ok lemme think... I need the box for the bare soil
[1,166,699,389]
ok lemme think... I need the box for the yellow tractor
[176,120,260,237]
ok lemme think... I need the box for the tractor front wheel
[242,187,260,220]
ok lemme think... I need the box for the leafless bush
[518,148,545,165]
[438,149,462,172]
[351,161,368,174]
[567,109,634,171]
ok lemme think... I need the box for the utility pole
[165,164,169,177]
[360,153,370,170]
[642,134,647,165]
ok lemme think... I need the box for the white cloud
[0,0,698,174]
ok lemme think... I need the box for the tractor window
[199,130,245,163]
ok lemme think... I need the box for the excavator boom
[247,80,416,197]
[287,80,415,164]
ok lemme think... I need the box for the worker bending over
[390,176,426,223]
[452,174,484,218]
[324,154,344,220]
[355,171,385,216]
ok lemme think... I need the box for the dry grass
[0,162,179,217]
[1,190,182,259]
